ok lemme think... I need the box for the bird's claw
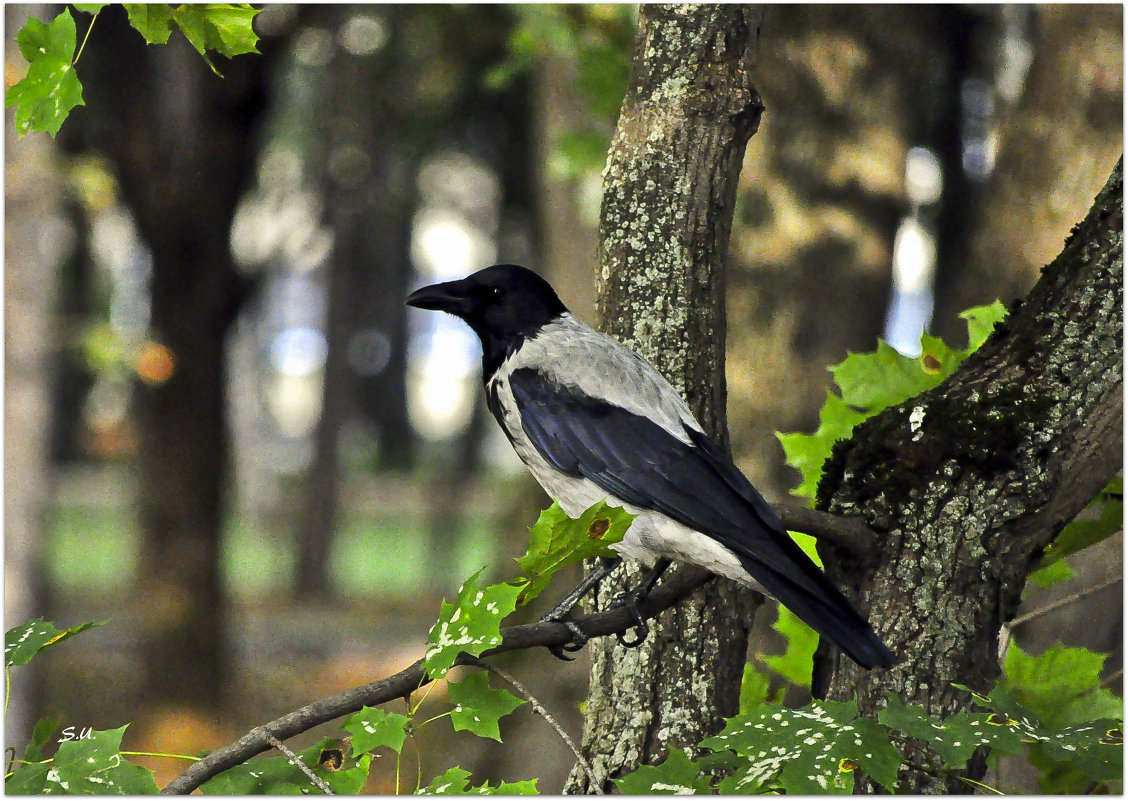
[611,591,650,648]
[543,614,589,661]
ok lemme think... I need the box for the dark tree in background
[932,4,1124,339]
[296,3,421,597]
[294,5,537,594]
[60,6,288,711]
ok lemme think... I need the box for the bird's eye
[490,287,503,298]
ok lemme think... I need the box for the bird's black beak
[405,279,470,316]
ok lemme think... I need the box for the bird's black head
[405,264,568,375]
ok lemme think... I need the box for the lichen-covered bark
[815,158,1123,792]
[564,4,764,793]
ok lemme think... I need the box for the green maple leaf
[613,748,711,795]
[878,693,1024,766]
[344,707,410,755]
[23,717,60,763]
[123,4,176,44]
[961,300,1008,350]
[52,725,160,794]
[447,671,526,741]
[6,10,84,137]
[1002,642,1123,729]
[5,763,52,794]
[764,606,818,686]
[514,499,633,604]
[702,699,900,794]
[777,392,868,501]
[1034,720,1124,783]
[417,766,537,794]
[423,571,522,679]
[171,4,261,74]
[5,618,105,668]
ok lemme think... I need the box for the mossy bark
[815,159,1123,792]
[564,5,764,793]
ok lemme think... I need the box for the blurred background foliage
[4,3,1121,793]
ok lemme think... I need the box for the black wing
[508,366,896,669]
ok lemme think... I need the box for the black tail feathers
[757,567,899,670]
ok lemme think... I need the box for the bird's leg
[541,556,623,660]
[614,558,672,648]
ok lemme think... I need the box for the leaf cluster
[614,654,1122,795]
[6,4,261,138]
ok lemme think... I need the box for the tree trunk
[65,6,278,710]
[816,158,1123,792]
[564,5,764,792]
[4,1,67,742]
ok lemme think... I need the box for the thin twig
[1007,575,1122,629]
[1101,668,1122,688]
[264,734,334,795]
[465,656,603,795]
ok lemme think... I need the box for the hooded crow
[406,264,897,669]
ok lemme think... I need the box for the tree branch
[159,499,873,793]
[776,504,876,552]
[160,563,716,794]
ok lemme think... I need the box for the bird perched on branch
[406,264,897,669]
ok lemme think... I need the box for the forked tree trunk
[816,158,1123,792]
[564,5,765,792]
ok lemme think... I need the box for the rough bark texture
[564,5,764,792]
[815,159,1123,792]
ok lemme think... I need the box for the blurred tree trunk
[65,7,280,710]
[533,56,599,321]
[564,6,763,792]
[4,2,68,745]
[297,5,418,596]
[297,6,524,592]
[48,199,96,464]
[932,5,1124,342]
[727,5,967,500]
[816,160,1122,793]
